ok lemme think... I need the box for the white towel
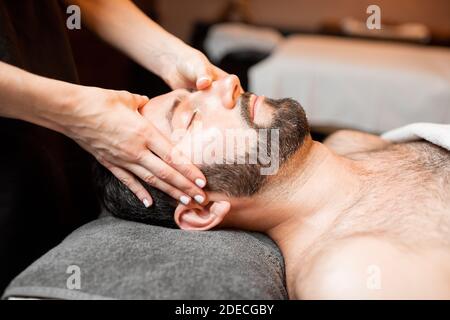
[381,122,450,151]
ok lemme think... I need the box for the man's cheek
[200,127,225,165]
[145,114,172,135]
[177,126,224,166]
[171,132,203,166]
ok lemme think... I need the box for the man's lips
[249,94,265,122]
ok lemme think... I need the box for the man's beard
[202,92,310,197]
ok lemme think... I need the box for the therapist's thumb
[193,58,213,90]
[196,72,212,90]
[196,65,229,90]
[132,94,150,108]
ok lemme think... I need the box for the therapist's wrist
[147,35,188,81]
[27,76,84,135]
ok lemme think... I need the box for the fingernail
[194,195,205,204]
[197,77,211,88]
[143,198,151,208]
[195,178,206,188]
[179,195,191,205]
[198,76,211,84]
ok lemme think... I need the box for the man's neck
[270,141,364,247]
[229,140,366,294]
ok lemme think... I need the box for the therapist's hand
[159,43,228,91]
[0,61,206,207]
[65,86,207,207]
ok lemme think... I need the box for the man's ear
[174,201,231,231]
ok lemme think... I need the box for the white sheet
[249,35,450,132]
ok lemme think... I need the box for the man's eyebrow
[167,97,182,131]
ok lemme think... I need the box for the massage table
[2,213,287,300]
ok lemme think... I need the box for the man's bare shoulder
[323,130,390,155]
[296,236,450,299]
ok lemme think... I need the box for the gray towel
[2,215,287,300]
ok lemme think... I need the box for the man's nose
[214,74,242,109]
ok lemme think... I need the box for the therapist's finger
[192,53,215,90]
[126,164,204,206]
[195,68,213,90]
[146,133,207,189]
[136,149,207,205]
[105,162,153,208]
[131,93,150,108]
[196,65,229,90]
[212,65,229,79]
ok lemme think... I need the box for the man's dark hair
[95,165,179,227]
[96,95,309,228]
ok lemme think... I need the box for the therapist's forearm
[0,61,78,134]
[68,0,184,79]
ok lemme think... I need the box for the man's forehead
[171,88,196,103]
